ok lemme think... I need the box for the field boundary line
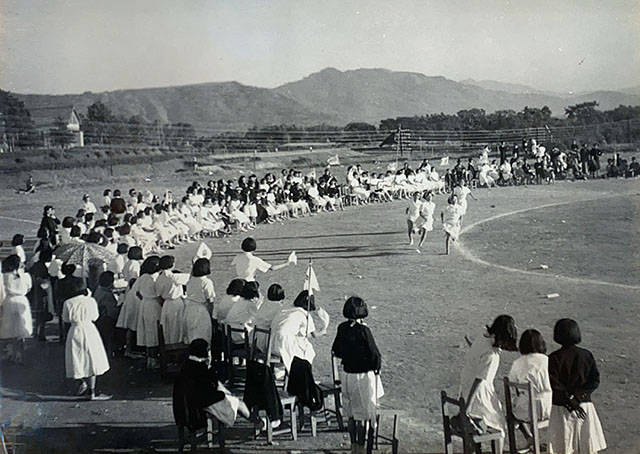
[0,215,40,225]
[455,191,640,291]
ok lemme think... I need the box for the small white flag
[306,169,316,179]
[327,154,340,166]
[440,156,450,166]
[387,162,397,171]
[193,242,212,262]
[304,262,320,295]
[288,251,298,265]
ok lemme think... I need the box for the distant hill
[10,68,640,129]
[15,82,340,130]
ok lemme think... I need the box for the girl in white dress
[405,192,424,246]
[63,280,111,400]
[269,290,330,372]
[460,315,518,454]
[122,246,143,283]
[508,329,552,452]
[11,234,26,266]
[183,258,215,345]
[135,256,162,369]
[441,194,463,255]
[0,255,33,364]
[253,284,285,352]
[453,180,476,226]
[215,279,245,323]
[160,282,186,345]
[417,191,436,249]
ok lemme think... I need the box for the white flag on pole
[440,156,449,166]
[193,242,212,263]
[304,262,320,296]
[387,162,397,171]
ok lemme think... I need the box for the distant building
[29,105,85,148]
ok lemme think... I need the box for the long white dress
[136,273,161,347]
[63,294,110,379]
[160,283,186,345]
[443,204,463,240]
[420,200,436,232]
[116,278,142,331]
[183,276,215,344]
[459,333,506,434]
[453,186,471,216]
[0,271,33,339]
[508,353,552,422]
[270,307,317,371]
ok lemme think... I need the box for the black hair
[226,278,245,296]
[267,284,285,302]
[2,255,21,273]
[188,338,209,359]
[241,281,260,300]
[192,258,211,277]
[70,226,81,238]
[43,205,53,215]
[343,296,368,320]
[39,248,53,263]
[68,278,88,299]
[241,237,257,252]
[519,329,547,354]
[11,234,24,246]
[159,255,175,270]
[486,314,518,351]
[140,256,160,275]
[99,271,115,288]
[553,318,581,347]
[62,216,76,228]
[127,246,143,260]
[117,243,129,254]
[293,290,315,311]
[61,263,76,276]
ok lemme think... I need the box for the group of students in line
[460,315,606,454]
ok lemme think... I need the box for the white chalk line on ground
[0,214,40,225]
[454,191,640,291]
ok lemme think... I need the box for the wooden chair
[177,413,225,452]
[250,326,288,389]
[251,393,298,444]
[503,377,549,454]
[1,423,26,454]
[368,408,403,454]
[296,354,345,436]
[441,390,503,454]
[225,324,250,385]
[157,321,188,382]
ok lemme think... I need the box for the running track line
[0,215,40,225]
[453,192,640,291]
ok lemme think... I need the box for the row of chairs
[441,378,548,454]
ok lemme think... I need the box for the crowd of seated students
[443,139,639,190]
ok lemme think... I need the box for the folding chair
[370,408,403,454]
[250,326,288,389]
[503,377,549,454]
[157,321,188,383]
[441,390,503,454]
[256,393,298,444]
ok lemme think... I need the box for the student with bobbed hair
[122,246,143,282]
[231,237,295,282]
[253,284,286,352]
[507,329,552,450]
[215,278,245,323]
[548,319,606,454]
[183,258,215,344]
[225,281,261,343]
[0,254,33,363]
[94,271,119,357]
[332,296,383,454]
[269,290,330,371]
[459,315,518,454]
[135,256,162,369]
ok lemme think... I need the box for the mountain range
[12,67,640,130]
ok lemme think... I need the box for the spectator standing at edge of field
[332,296,383,454]
[547,319,606,454]
[39,205,60,248]
[459,315,518,454]
[231,237,296,283]
[0,255,33,364]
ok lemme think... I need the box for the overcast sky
[1,0,638,94]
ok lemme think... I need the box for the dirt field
[1,175,639,453]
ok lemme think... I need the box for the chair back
[250,326,272,362]
[503,377,548,454]
[157,321,168,377]
[330,353,341,386]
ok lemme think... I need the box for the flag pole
[305,257,313,337]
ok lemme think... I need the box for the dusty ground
[1,175,639,453]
